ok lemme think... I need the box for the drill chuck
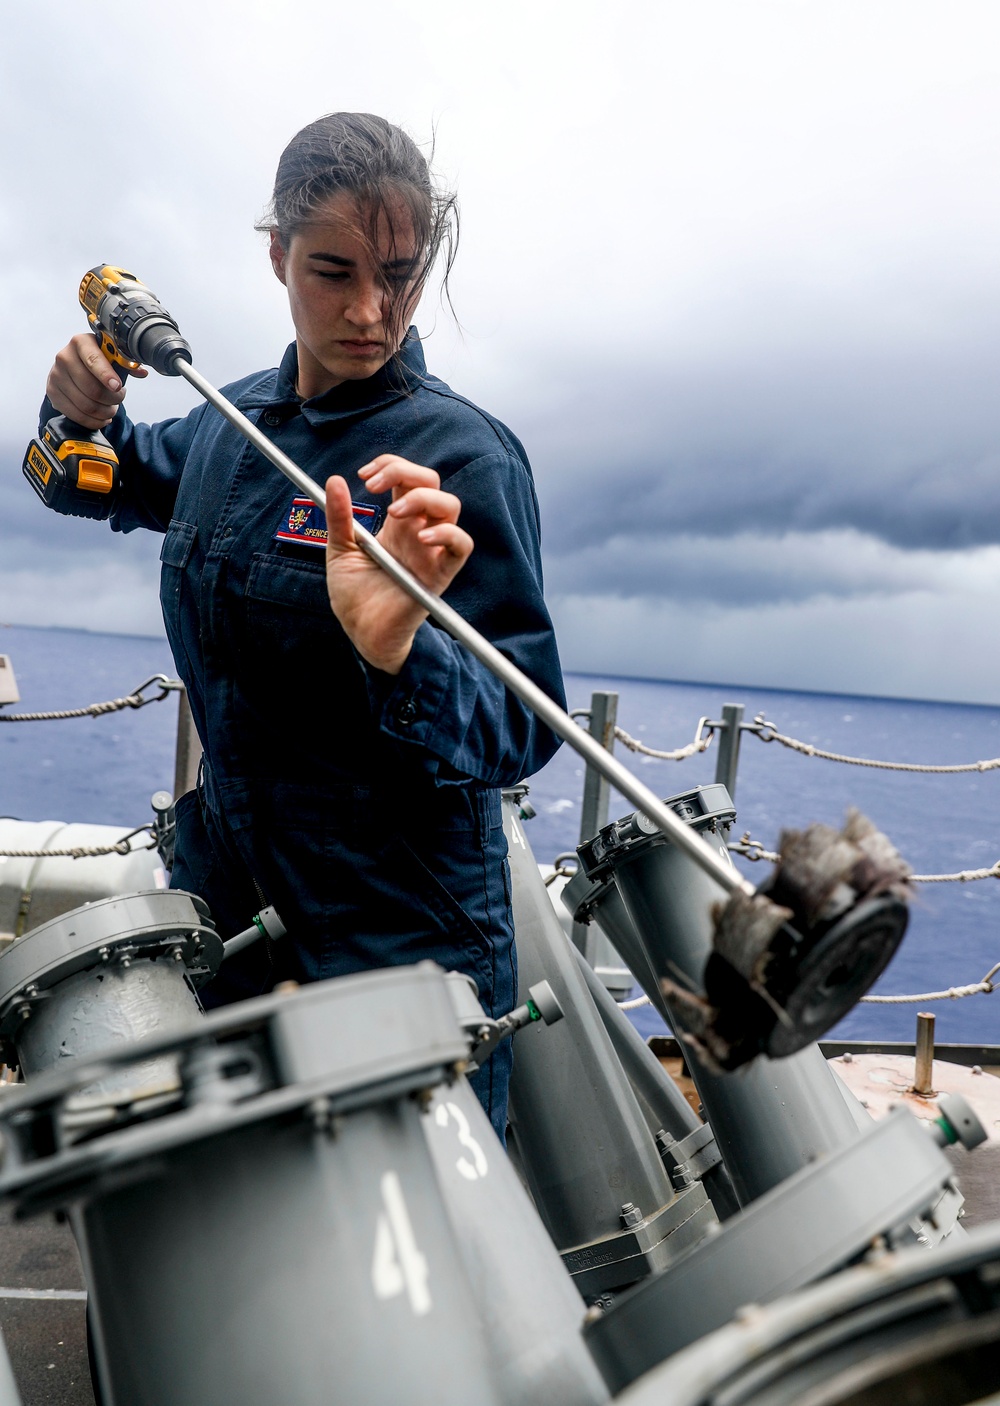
[79,267,192,376]
[132,321,192,376]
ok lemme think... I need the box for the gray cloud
[6,2,1000,702]
[525,340,1000,559]
[543,529,1000,607]
[549,585,1000,705]
[0,455,161,568]
[0,450,163,634]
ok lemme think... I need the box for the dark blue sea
[2,622,998,1047]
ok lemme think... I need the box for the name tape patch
[274,496,382,549]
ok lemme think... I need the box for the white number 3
[435,1100,489,1181]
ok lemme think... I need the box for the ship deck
[0,1208,92,1405]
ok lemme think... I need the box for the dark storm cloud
[525,334,1000,563]
[540,529,972,606]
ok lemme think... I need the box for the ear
[269,231,288,286]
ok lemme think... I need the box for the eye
[383,262,420,286]
[315,270,349,281]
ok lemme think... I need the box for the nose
[344,275,385,330]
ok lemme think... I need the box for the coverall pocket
[245,554,332,614]
[392,836,495,955]
[160,519,197,568]
[243,554,344,671]
[159,521,199,691]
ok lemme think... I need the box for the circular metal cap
[578,784,736,881]
[764,895,910,1059]
[0,890,222,1037]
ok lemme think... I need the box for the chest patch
[273,496,382,550]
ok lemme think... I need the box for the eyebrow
[308,253,417,270]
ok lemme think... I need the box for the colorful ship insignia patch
[274,496,382,549]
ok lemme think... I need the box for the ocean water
[2,622,998,1047]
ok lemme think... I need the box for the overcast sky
[3,1,1000,702]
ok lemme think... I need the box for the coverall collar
[239,329,428,423]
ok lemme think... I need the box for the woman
[41,112,564,1139]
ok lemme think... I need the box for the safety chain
[0,825,157,861]
[729,831,1000,885]
[0,674,182,723]
[747,715,1000,774]
[613,717,714,762]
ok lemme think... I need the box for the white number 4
[371,1170,432,1316]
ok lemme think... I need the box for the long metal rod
[177,360,752,898]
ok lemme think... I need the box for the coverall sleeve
[36,396,210,536]
[104,403,212,534]
[367,450,566,786]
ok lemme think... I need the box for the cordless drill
[23,265,192,519]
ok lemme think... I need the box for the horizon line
[3,619,997,713]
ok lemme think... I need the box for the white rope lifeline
[750,715,1000,774]
[613,718,714,762]
[0,827,156,861]
[860,964,1000,1004]
[729,834,1000,885]
[0,675,181,723]
[615,966,999,1012]
[907,862,1000,884]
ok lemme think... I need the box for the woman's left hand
[325,455,473,675]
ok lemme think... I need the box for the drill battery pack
[22,416,121,521]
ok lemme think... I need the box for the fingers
[325,457,473,669]
[365,457,471,592]
[77,334,126,393]
[324,475,361,557]
[416,522,474,564]
[387,485,462,526]
[69,332,149,383]
[358,456,462,539]
[45,334,134,429]
[358,455,441,497]
[329,473,468,565]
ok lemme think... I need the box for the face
[269,190,422,398]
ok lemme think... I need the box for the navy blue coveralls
[42,332,565,1138]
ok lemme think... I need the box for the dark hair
[257,112,459,349]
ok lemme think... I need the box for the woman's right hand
[45,333,148,429]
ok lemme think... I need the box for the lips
[338,340,383,355]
